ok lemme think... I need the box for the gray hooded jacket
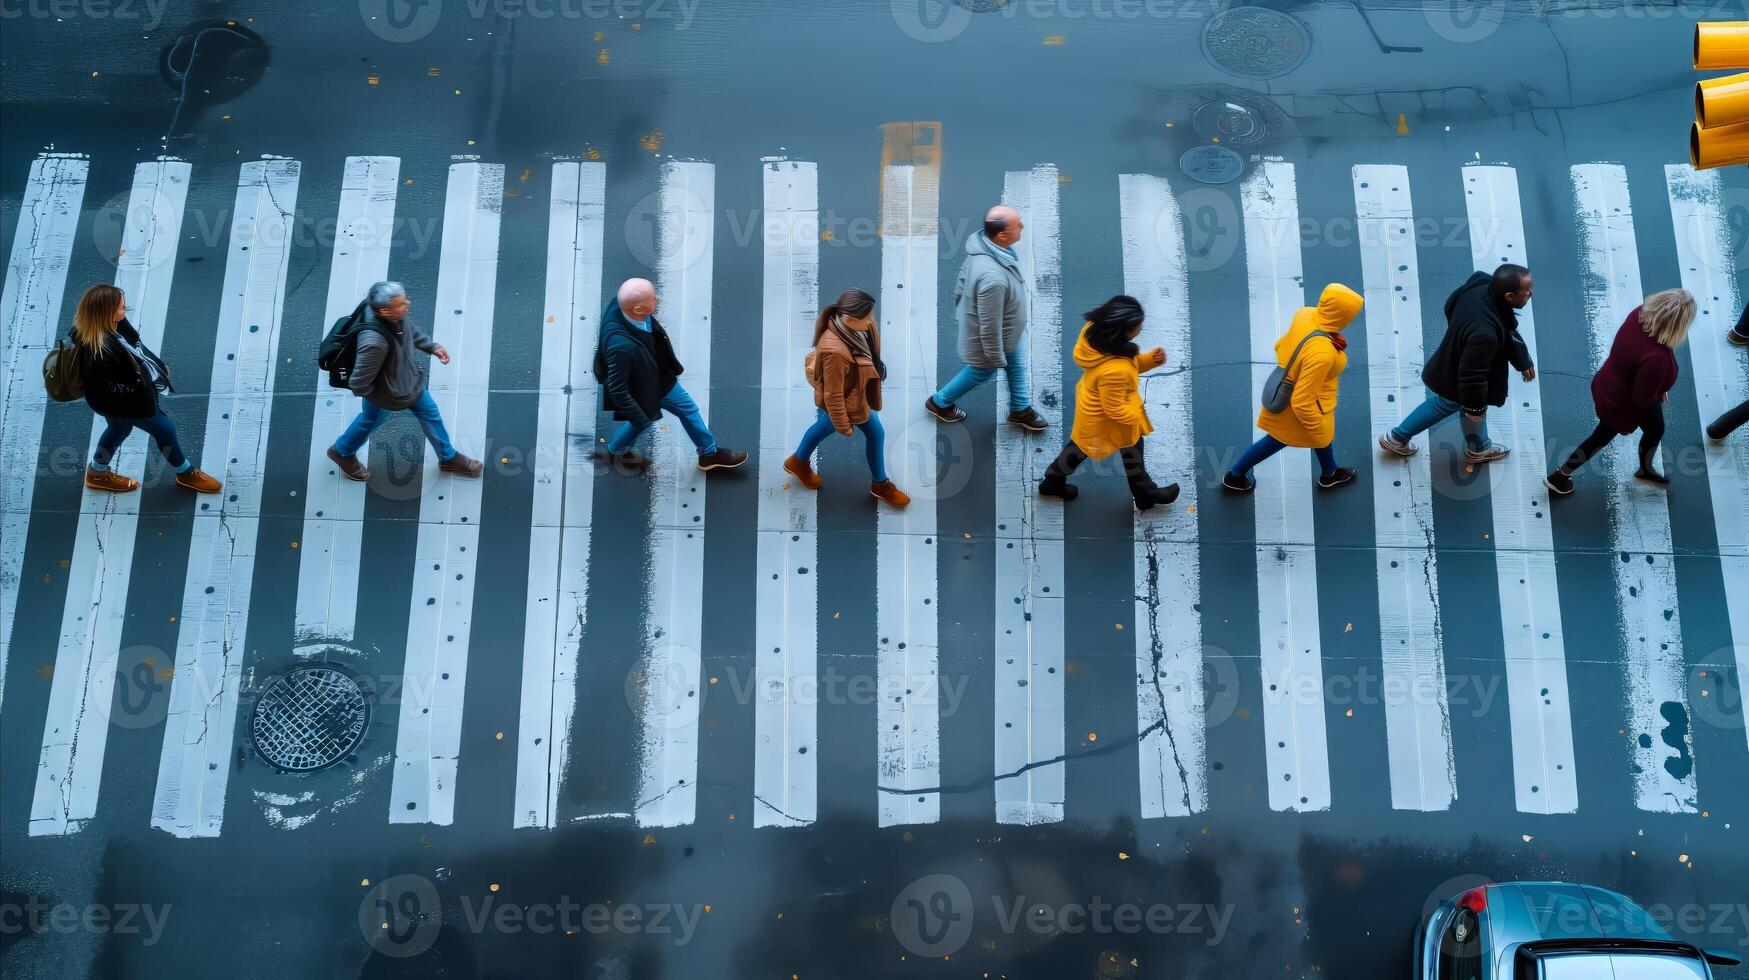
[350,308,438,410]
[954,231,1028,369]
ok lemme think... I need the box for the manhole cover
[250,666,369,772]
[1201,6,1312,79]
[1193,100,1268,145]
[1181,146,1246,185]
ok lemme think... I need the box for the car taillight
[1458,887,1488,915]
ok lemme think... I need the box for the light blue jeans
[606,383,718,456]
[333,390,457,461]
[793,408,888,481]
[1391,390,1488,451]
[934,344,1030,412]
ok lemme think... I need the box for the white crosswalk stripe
[389,161,506,826]
[0,153,87,717]
[1461,164,1578,815]
[9,151,1749,837]
[1354,166,1456,812]
[752,158,820,829]
[993,165,1066,826]
[293,155,400,645]
[1241,160,1332,812]
[513,160,606,830]
[152,158,302,838]
[1664,165,1749,757]
[33,160,190,836]
[1571,164,1697,813]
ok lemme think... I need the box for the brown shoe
[438,453,484,478]
[84,467,140,493]
[327,446,370,482]
[783,455,822,489]
[870,480,911,508]
[175,468,223,494]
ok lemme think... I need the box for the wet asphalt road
[3,1,1749,977]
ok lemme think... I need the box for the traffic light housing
[1694,22,1749,168]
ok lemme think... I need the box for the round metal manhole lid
[1201,6,1312,79]
[1180,145,1246,185]
[250,666,369,772]
[1193,99,1268,145]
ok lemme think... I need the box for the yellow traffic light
[1692,120,1749,170]
[1694,23,1749,168]
[1696,22,1749,69]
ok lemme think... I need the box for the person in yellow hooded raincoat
[1223,283,1364,492]
[1037,295,1180,509]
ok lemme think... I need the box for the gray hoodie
[954,231,1028,370]
[350,308,438,410]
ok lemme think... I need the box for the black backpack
[317,303,384,390]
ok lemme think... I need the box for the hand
[1521,366,1536,382]
[433,346,451,365]
[1148,347,1166,367]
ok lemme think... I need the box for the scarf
[1327,332,1348,353]
[830,316,886,379]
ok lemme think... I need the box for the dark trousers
[1731,303,1749,343]
[93,409,188,471]
[1561,403,1664,474]
[1041,439,1159,502]
[1709,398,1749,440]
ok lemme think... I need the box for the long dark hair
[1083,294,1144,358]
[814,287,876,344]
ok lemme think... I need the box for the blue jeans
[1391,390,1488,451]
[934,344,1030,412]
[793,408,888,481]
[333,390,456,461]
[606,383,717,456]
[92,409,191,473]
[1231,435,1337,479]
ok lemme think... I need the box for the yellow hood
[1312,282,1364,331]
[1072,323,1122,369]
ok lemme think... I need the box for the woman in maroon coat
[1545,289,1695,496]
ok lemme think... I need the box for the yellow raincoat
[1256,284,1364,448]
[1068,323,1158,459]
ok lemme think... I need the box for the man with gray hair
[326,281,482,480]
[924,204,1047,432]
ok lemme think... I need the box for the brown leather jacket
[811,324,883,431]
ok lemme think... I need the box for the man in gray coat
[924,205,1047,432]
[326,281,483,481]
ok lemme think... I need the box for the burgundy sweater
[1591,307,1678,435]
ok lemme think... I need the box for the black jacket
[75,319,173,420]
[594,300,683,425]
[1423,271,1534,414]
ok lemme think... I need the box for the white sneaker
[1465,443,1511,463]
[1378,432,1417,457]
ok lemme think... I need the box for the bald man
[591,277,745,472]
[924,205,1047,432]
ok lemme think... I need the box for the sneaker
[175,468,223,494]
[783,454,822,489]
[1543,470,1575,496]
[597,449,651,473]
[1222,472,1255,493]
[1007,408,1048,433]
[84,467,140,493]
[1377,432,1418,457]
[327,446,370,482]
[924,396,966,424]
[1465,443,1511,464]
[1729,329,1749,348]
[438,453,484,478]
[1135,483,1181,511]
[1317,467,1358,490]
[1038,479,1078,502]
[1634,466,1671,485]
[870,480,911,508]
[697,448,748,471]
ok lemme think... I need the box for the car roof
[1488,882,1680,945]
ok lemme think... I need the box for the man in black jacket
[1378,264,1535,463]
[595,277,745,473]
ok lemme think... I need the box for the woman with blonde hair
[70,283,220,494]
[1545,288,1695,496]
[784,287,909,507]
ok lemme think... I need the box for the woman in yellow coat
[1222,283,1364,492]
[1038,295,1179,509]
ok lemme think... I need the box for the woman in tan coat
[784,288,910,507]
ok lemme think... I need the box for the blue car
[1416,881,1743,979]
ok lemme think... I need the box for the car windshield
[1541,951,1709,979]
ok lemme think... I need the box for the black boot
[1134,482,1180,511]
[1038,477,1078,501]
